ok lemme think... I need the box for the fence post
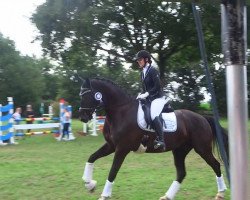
[0,103,4,146]
[7,97,16,144]
[90,112,98,136]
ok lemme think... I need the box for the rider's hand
[136,92,149,99]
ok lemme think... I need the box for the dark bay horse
[79,77,228,200]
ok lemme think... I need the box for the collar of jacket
[141,64,152,80]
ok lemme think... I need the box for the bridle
[79,83,132,113]
[79,88,103,112]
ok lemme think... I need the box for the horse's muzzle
[80,117,88,123]
[79,111,92,123]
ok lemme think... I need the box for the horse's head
[79,78,103,122]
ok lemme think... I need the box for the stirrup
[154,141,165,150]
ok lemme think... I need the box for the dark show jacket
[140,65,163,101]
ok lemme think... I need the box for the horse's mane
[91,77,134,100]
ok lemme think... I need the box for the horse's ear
[85,78,91,88]
[74,71,85,83]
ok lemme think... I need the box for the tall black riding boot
[152,116,166,150]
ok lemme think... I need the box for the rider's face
[137,58,146,69]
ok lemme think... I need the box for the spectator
[12,107,22,124]
[61,108,71,140]
[24,105,35,133]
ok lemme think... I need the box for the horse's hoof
[98,196,110,200]
[85,180,97,192]
[215,192,225,200]
[159,195,171,200]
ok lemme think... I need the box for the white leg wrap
[101,180,114,197]
[165,181,181,200]
[82,162,94,182]
[216,175,227,192]
[85,180,97,191]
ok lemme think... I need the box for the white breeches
[150,97,168,120]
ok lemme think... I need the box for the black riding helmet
[134,50,152,62]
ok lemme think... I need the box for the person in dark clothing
[135,50,168,150]
[24,105,35,133]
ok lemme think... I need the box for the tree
[170,63,205,111]
[32,1,228,111]
[0,34,46,110]
[35,58,60,101]
[32,1,221,78]
[57,44,140,117]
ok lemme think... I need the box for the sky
[0,0,46,58]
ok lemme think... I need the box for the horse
[78,77,229,200]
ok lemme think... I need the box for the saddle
[140,99,174,130]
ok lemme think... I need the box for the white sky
[0,0,46,58]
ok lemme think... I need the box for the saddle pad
[137,102,177,133]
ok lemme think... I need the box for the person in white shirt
[12,107,22,124]
[61,108,71,140]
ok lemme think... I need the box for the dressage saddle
[140,99,174,130]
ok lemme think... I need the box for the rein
[104,100,132,110]
[79,89,103,111]
[79,89,132,111]
[79,99,132,111]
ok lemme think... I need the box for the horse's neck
[92,80,137,127]
[92,80,130,108]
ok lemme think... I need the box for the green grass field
[0,119,249,200]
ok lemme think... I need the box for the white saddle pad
[137,102,177,133]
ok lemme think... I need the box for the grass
[0,119,249,200]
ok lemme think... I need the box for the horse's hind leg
[195,147,227,199]
[160,146,192,200]
[83,142,115,192]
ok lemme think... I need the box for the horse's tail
[203,115,229,164]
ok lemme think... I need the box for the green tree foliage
[170,64,205,111]
[0,34,45,111]
[35,58,60,101]
[210,66,227,116]
[57,46,140,117]
[32,1,224,112]
[0,2,248,116]
[32,1,220,76]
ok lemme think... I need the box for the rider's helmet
[134,50,152,63]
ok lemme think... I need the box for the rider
[135,50,167,150]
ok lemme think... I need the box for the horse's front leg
[83,142,115,192]
[99,148,130,200]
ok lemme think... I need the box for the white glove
[136,92,149,99]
